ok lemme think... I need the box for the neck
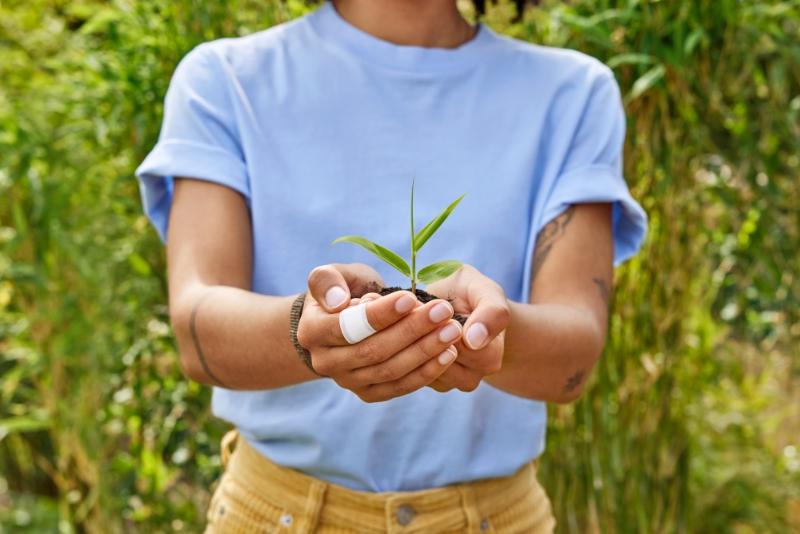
[330,0,476,48]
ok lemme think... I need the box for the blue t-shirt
[135,1,647,492]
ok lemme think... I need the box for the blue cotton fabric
[135,1,647,492]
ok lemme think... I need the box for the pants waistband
[221,430,541,533]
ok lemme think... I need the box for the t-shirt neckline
[307,1,496,74]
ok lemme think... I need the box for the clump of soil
[375,285,467,326]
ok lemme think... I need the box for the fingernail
[395,294,417,313]
[429,302,453,323]
[438,323,461,343]
[325,286,348,308]
[466,323,488,349]
[438,347,457,365]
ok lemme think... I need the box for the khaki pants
[205,430,556,533]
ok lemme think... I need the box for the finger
[347,320,462,385]
[428,362,483,393]
[360,292,382,303]
[357,346,459,402]
[307,263,384,312]
[428,379,454,393]
[461,274,511,350]
[303,290,421,351]
[333,298,455,367]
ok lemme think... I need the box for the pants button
[480,518,490,531]
[396,504,416,526]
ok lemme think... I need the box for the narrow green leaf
[606,53,655,69]
[683,29,706,56]
[413,194,465,252]
[332,235,410,277]
[626,64,666,103]
[0,416,51,441]
[418,260,463,285]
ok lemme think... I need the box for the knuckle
[328,320,344,343]
[417,364,440,383]
[373,364,397,383]
[354,341,379,364]
[312,355,332,376]
[296,323,313,349]
[398,315,421,339]
[417,338,439,360]
[306,265,330,287]
[392,380,413,397]
[485,303,511,325]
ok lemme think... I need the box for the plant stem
[410,178,416,293]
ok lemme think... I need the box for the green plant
[333,181,465,294]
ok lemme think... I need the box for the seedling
[333,181,464,295]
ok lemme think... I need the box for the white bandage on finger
[339,302,377,344]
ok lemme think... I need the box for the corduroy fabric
[204,431,556,533]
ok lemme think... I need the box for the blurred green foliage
[1,0,798,532]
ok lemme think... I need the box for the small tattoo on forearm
[564,370,585,393]
[531,206,575,282]
[592,277,611,304]
[189,290,228,388]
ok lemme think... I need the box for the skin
[331,0,477,48]
[166,0,614,403]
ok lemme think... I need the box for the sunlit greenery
[1,0,798,532]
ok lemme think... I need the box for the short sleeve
[536,68,647,267]
[134,43,250,243]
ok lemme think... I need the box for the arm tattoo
[188,289,228,388]
[592,276,611,304]
[564,370,585,393]
[531,206,576,282]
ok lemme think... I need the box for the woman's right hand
[296,264,463,402]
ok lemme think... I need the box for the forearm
[486,300,605,402]
[170,284,318,390]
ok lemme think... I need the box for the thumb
[307,263,384,313]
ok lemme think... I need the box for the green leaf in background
[417,260,463,285]
[332,235,411,277]
[0,416,51,442]
[626,64,666,103]
[413,194,465,252]
[607,53,656,69]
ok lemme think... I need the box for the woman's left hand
[423,265,511,392]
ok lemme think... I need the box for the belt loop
[220,429,239,468]
[457,485,482,534]
[300,478,328,533]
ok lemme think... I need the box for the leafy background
[1,0,798,532]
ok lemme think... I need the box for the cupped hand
[423,264,511,393]
[296,263,463,402]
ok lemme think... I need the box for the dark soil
[376,286,467,326]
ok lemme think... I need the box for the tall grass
[1,0,798,532]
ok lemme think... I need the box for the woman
[135,0,647,531]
